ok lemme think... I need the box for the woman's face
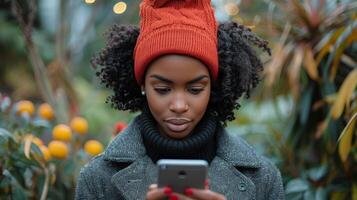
[143,54,211,139]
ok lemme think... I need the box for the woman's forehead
[146,54,210,82]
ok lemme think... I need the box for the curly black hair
[93,22,270,125]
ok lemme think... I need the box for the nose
[169,93,188,114]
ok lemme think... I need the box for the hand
[145,184,173,200]
[145,180,226,200]
[171,188,227,200]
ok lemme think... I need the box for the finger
[185,188,226,200]
[168,192,194,200]
[146,186,173,200]
[205,179,209,190]
[148,184,158,191]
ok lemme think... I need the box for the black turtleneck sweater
[138,111,219,163]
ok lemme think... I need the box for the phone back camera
[178,170,186,179]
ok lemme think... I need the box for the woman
[75,0,284,199]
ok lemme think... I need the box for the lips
[164,118,192,133]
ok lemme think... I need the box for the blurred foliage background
[0,0,356,199]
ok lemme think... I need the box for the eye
[188,87,204,95]
[154,87,171,95]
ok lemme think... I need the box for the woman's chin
[166,130,191,139]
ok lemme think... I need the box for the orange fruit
[38,103,54,120]
[70,117,88,135]
[84,140,104,156]
[48,141,69,159]
[39,145,51,161]
[52,124,72,142]
[17,100,35,116]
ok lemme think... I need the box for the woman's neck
[138,111,219,163]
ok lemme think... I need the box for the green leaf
[12,181,28,200]
[286,193,304,200]
[23,135,32,160]
[288,47,304,99]
[307,165,328,181]
[331,69,357,119]
[315,187,328,200]
[286,178,310,194]
[0,128,15,142]
[304,189,314,200]
[64,161,75,177]
[330,191,348,200]
[315,27,345,65]
[300,85,314,125]
[0,96,11,112]
[2,169,28,199]
[31,118,50,128]
[329,22,357,80]
[303,46,319,81]
[353,184,357,200]
[30,142,42,156]
[0,172,12,188]
[338,112,357,162]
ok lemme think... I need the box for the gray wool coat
[75,117,285,200]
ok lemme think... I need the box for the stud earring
[141,90,146,96]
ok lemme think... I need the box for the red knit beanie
[133,0,219,84]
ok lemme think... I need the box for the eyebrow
[187,75,209,84]
[149,75,173,83]
[149,75,209,84]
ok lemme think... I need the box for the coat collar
[103,116,261,168]
[103,117,146,162]
[103,116,261,199]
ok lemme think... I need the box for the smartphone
[157,159,208,194]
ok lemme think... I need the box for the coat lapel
[208,128,262,200]
[209,157,256,200]
[103,117,146,163]
[215,127,261,168]
[103,118,158,199]
[111,156,157,200]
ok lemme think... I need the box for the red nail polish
[205,179,209,187]
[185,188,193,196]
[169,194,178,200]
[164,187,173,195]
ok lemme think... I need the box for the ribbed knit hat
[133,0,218,84]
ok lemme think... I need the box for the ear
[141,85,145,91]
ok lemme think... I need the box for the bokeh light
[113,2,127,14]
[224,3,239,16]
[84,0,96,4]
